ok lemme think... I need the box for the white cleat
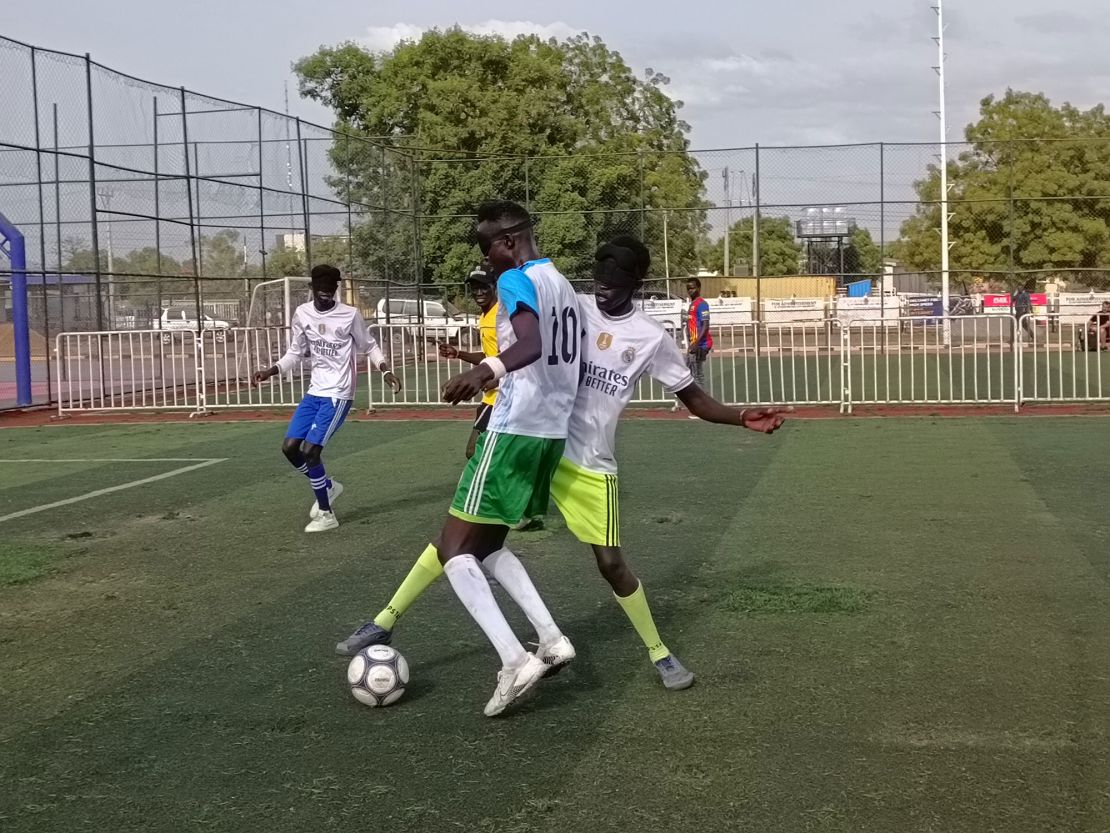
[305,510,339,533]
[536,635,576,677]
[309,480,344,519]
[484,654,547,717]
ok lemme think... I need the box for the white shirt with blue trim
[488,259,581,439]
[275,301,380,400]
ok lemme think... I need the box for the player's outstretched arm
[676,383,790,434]
[441,310,541,404]
[438,343,485,365]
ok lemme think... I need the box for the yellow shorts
[550,457,619,547]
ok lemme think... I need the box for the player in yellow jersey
[438,260,500,459]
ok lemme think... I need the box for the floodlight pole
[933,0,952,345]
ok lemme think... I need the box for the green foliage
[894,90,1110,289]
[702,216,802,276]
[295,29,707,285]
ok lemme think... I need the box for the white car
[153,307,231,343]
[374,298,478,342]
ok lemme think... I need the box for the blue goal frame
[0,211,32,407]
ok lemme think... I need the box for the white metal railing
[201,327,313,409]
[53,315,1110,415]
[56,330,201,413]
[843,315,1018,413]
[1019,313,1109,403]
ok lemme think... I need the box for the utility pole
[933,0,952,345]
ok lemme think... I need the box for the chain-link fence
[0,35,418,407]
[5,34,1110,409]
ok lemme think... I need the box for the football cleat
[536,635,576,677]
[654,654,695,690]
[484,654,548,717]
[335,621,393,656]
[305,510,339,533]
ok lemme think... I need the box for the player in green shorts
[341,201,582,718]
[338,236,787,692]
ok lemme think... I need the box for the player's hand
[438,343,460,360]
[442,365,494,405]
[383,371,402,395]
[740,406,792,434]
[252,368,273,386]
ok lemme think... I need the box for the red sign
[1030,293,1047,305]
[983,294,1011,308]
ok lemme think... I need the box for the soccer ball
[346,645,409,707]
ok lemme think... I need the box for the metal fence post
[295,118,312,265]
[31,46,52,401]
[84,53,105,330]
[179,87,203,335]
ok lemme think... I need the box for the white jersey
[565,296,693,474]
[488,259,581,439]
[275,301,381,400]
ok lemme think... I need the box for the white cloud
[360,20,579,54]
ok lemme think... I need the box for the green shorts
[550,457,620,547]
[449,431,566,526]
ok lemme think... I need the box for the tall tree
[295,29,707,285]
[893,90,1110,290]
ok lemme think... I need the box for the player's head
[310,263,341,312]
[475,200,537,271]
[687,277,702,300]
[1102,301,1110,311]
[465,258,499,312]
[593,236,649,316]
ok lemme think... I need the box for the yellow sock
[614,581,670,662]
[374,543,443,630]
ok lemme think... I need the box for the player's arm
[676,383,789,433]
[352,309,402,394]
[648,330,786,432]
[438,343,485,365]
[442,270,540,405]
[254,314,306,385]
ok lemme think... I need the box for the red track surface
[3,403,1110,429]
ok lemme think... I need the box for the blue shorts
[285,395,353,447]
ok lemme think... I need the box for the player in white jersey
[253,264,401,533]
[339,202,580,717]
[337,237,788,693]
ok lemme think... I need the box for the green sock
[374,543,443,630]
[614,581,670,662]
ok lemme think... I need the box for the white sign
[707,296,754,325]
[834,296,900,326]
[761,297,827,323]
[1057,292,1110,324]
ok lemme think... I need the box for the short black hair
[310,263,341,283]
[687,277,702,289]
[476,200,531,228]
[606,235,651,280]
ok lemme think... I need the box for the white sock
[483,548,563,645]
[443,555,528,669]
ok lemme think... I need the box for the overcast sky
[6,0,1109,151]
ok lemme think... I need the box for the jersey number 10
[547,306,579,365]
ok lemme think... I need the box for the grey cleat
[335,621,392,656]
[654,654,695,690]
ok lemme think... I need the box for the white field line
[0,458,227,524]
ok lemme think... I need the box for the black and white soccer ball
[346,645,409,707]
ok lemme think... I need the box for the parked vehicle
[373,298,478,342]
[151,307,231,343]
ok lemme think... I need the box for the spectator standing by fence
[1013,286,1034,342]
[685,278,713,395]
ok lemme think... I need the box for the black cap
[465,259,497,286]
